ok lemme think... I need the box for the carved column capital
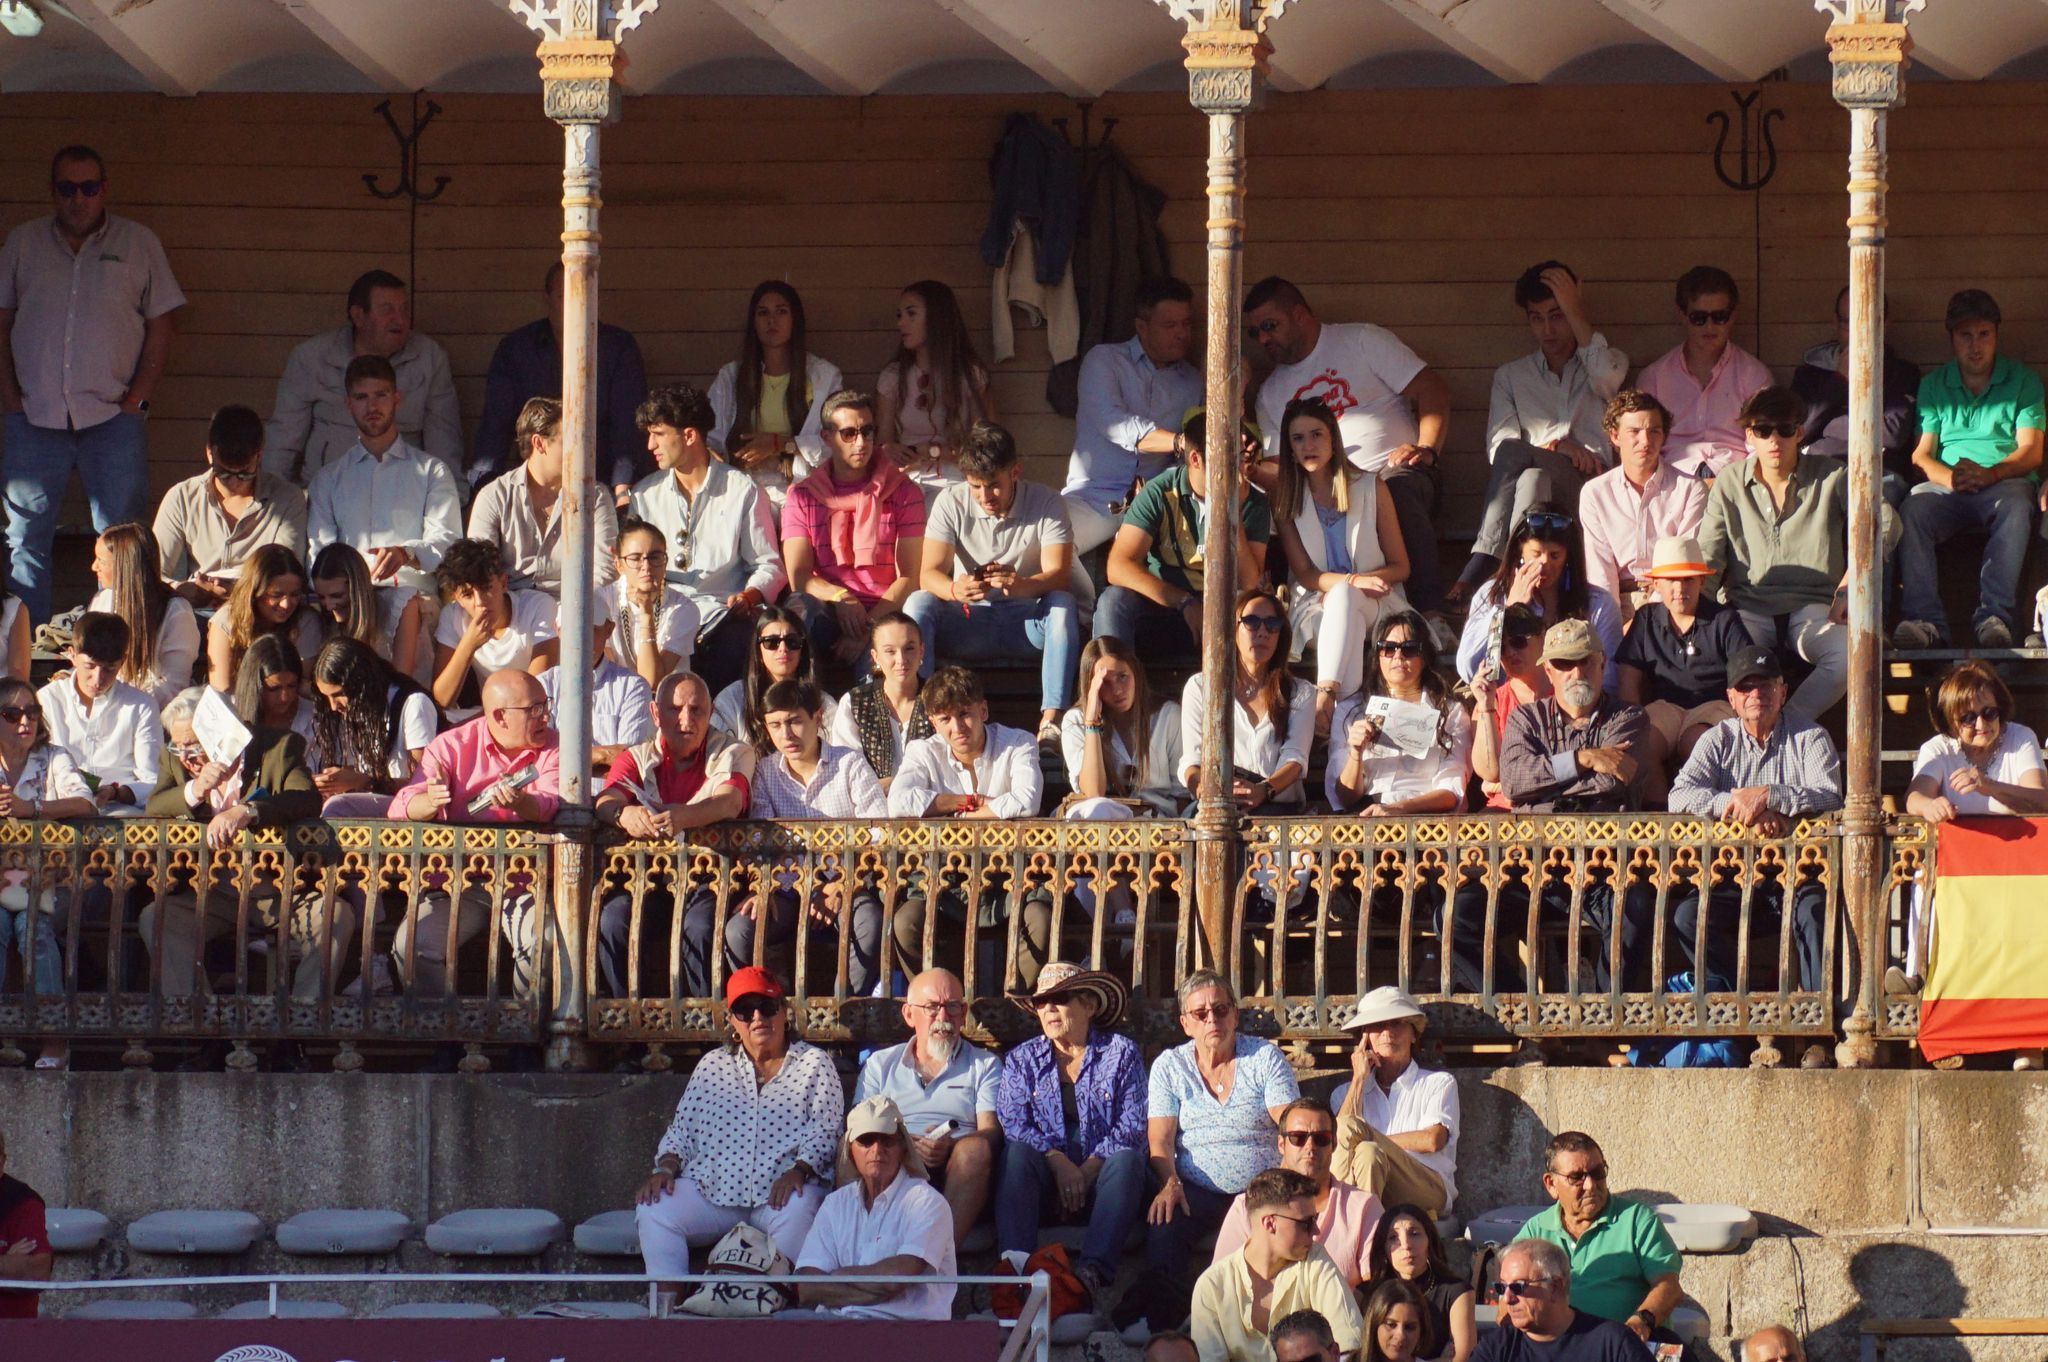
[1155,0,1292,114]
[1816,0,1917,109]
[539,39,619,125]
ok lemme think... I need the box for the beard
[1561,678,1598,709]
[924,1024,961,1067]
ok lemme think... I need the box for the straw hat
[1646,536,1714,580]
[1010,961,1128,1029]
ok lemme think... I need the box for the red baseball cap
[725,966,786,1008]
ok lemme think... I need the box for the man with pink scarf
[781,390,926,669]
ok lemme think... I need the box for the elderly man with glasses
[853,967,1004,1244]
[1329,987,1459,1222]
[1511,1133,1683,1344]
[1475,1237,1645,1362]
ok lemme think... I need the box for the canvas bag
[677,1222,794,1318]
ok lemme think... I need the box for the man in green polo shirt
[1514,1131,1682,1341]
[1894,289,2046,650]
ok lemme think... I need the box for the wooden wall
[2,80,2045,536]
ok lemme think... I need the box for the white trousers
[1291,580,1408,698]
[636,1175,826,1273]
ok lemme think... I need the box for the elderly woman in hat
[1330,987,1460,1220]
[1615,535,1754,803]
[793,1095,958,1322]
[635,965,843,1299]
[994,961,1148,1303]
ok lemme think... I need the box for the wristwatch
[1633,1310,1659,1333]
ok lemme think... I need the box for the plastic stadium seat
[1435,1214,1462,1241]
[1051,1313,1100,1345]
[1655,1203,1758,1253]
[43,1208,111,1252]
[424,1208,563,1256]
[371,1302,503,1319]
[1463,1204,1546,1248]
[221,1300,352,1319]
[126,1210,264,1254]
[526,1300,654,1319]
[277,1209,412,1255]
[571,1209,641,1256]
[70,1300,202,1320]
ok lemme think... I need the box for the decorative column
[1156,1,1292,984]
[1818,0,1917,1069]
[515,0,658,1068]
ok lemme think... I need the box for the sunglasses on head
[1686,308,1733,327]
[1378,640,1424,659]
[1748,421,1800,440]
[1237,614,1282,634]
[55,179,104,200]
[1520,511,1574,537]
[759,634,802,651]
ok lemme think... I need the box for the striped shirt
[749,743,885,820]
[1669,714,1843,820]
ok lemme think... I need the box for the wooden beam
[1377,0,1541,84]
[61,0,198,94]
[271,0,412,91]
[931,0,1146,97]
[703,0,871,95]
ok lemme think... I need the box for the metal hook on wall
[363,92,452,203]
[1052,99,1119,152]
[1707,87,1783,192]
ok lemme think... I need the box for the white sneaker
[341,956,396,998]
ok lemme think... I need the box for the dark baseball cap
[1945,289,2001,331]
[1725,646,1785,689]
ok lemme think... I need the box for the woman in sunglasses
[1468,604,1551,812]
[1454,502,1621,695]
[1180,587,1313,812]
[206,543,323,694]
[1269,398,1411,735]
[1328,610,1470,818]
[1367,1205,1474,1362]
[609,520,699,688]
[89,522,198,707]
[310,542,424,684]
[634,966,842,1306]
[713,605,835,751]
[0,678,96,1070]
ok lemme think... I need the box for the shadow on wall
[1807,1243,1970,1362]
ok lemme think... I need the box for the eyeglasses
[906,999,966,1019]
[1237,615,1283,634]
[1520,511,1575,536]
[0,705,39,726]
[1686,308,1733,327]
[1551,1164,1608,1186]
[1266,1211,1318,1232]
[1183,1003,1234,1023]
[212,466,260,486]
[1747,422,1800,439]
[1034,991,1077,1010]
[730,998,783,1021]
[852,1132,896,1149]
[1499,1278,1553,1301]
[1280,1130,1335,1149]
[170,741,207,762]
[1957,707,2002,728]
[828,423,878,441]
[494,702,551,719]
[619,551,667,568]
[759,634,803,651]
[55,179,104,199]
[1378,640,1424,659]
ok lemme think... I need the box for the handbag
[677,1222,794,1318]
[990,1241,1090,1321]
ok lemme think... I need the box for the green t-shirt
[1515,1197,1683,1324]
[1119,463,1273,595]
[1917,354,2047,470]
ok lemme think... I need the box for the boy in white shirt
[37,612,161,816]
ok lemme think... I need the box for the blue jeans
[1672,877,1828,994]
[1091,585,1197,659]
[996,1143,1145,1278]
[0,907,62,995]
[3,410,150,621]
[904,589,1080,712]
[1898,477,2036,635]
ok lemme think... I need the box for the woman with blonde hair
[206,543,321,693]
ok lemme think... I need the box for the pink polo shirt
[781,463,926,606]
[386,715,562,823]
[1211,1177,1381,1287]
[1578,459,1710,605]
[1635,342,1774,476]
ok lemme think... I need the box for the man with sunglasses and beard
[1475,1237,1644,1362]
[1635,265,1772,479]
[0,145,184,622]
[1512,1133,1683,1344]
[1191,1168,1362,1362]
[1211,1098,1379,1288]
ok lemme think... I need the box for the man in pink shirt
[1578,391,1710,623]
[782,390,926,668]
[1634,266,1774,478]
[386,668,561,997]
[1210,1097,1379,1289]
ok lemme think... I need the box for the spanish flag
[1919,819,2048,1062]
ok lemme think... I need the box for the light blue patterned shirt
[1148,1035,1301,1194]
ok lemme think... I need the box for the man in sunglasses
[1635,265,1773,479]
[0,145,184,622]
[151,403,308,607]
[1512,1132,1682,1345]
[1212,1097,1377,1288]
[1474,1236,1644,1362]
[1895,288,2045,651]
[793,1095,957,1322]
[1190,1167,1362,1362]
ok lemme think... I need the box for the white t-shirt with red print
[1256,321,1428,473]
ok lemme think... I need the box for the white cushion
[572,1209,641,1256]
[424,1208,563,1256]
[221,1300,351,1319]
[43,1208,111,1252]
[371,1302,503,1318]
[526,1300,653,1319]
[127,1210,264,1255]
[1463,1204,1546,1247]
[70,1300,202,1320]
[1655,1203,1758,1253]
[277,1209,411,1255]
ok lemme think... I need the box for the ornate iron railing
[1874,815,1932,1042]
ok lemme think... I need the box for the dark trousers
[1134,1177,1235,1330]
[694,609,757,699]
[736,885,885,996]
[996,1144,1146,1279]
[596,886,714,998]
[1091,585,1197,660]
[1384,463,1444,612]
[891,887,1056,994]
[1671,877,1827,993]
[1441,871,1658,993]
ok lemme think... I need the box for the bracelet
[1633,1310,1659,1332]
[1082,722,1105,733]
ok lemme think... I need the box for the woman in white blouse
[610,520,699,688]
[1180,587,1315,813]
[634,966,844,1303]
[707,281,845,506]
[0,677,96,1070]
[1269,398,1411,734]
[1327,610,1473,817]
[91,522,200,708]
[1062,636,1185,819]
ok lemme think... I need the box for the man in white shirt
[1328,987,1459,1219]
[1064,275,1203,556]
[537,592,650,774]
[468,394,619,598]
[305,354,462,603]
[628,384,785,696]
[266,268,462,485]
[37,612,160,816]
[1453,263,1627,603]
[885,666,1054,993]
[853,968,1004,1243]
[793,1095,957,1322]
[905,421,1079,741]
[1247,275,1454,617]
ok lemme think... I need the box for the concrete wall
[7,1069,2048,1356]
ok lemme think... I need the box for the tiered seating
[221,1299,351,1319]
[125,1209,264,1255]
[276,1208,412,1255]
[571,1209,641,1256]
[423,1208,564,1256]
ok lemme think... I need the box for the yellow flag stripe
[1924,875,2048,1002]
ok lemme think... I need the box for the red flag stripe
[1919,997,2048,1062]
[1933,817,2048,881]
